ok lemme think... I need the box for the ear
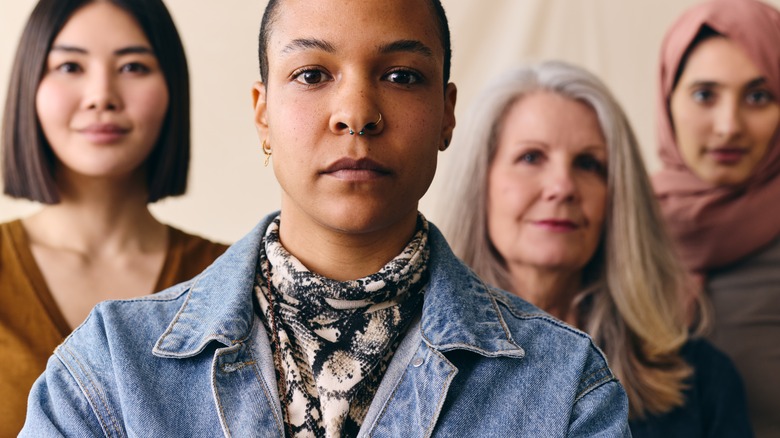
[440,82,457,151]
[252,81,269,139]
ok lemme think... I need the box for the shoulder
[168,226,230,259]
[490,285,603,353]
[163,226,230,284]
[673,340,753,435]
[0,219,34,278]
[0,219,24,247]
[62,281,191,359]
[489,287,615,397]
[682,337,742,387]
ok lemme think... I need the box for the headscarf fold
[653,0,780,272]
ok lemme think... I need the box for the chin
[324,205,414,236]
[702,171,751,187]
[524,251,588,272]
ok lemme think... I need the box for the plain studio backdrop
[3,0,779,244]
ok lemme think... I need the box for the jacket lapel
[211,323,286,437]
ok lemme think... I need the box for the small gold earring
[262,139,272,167]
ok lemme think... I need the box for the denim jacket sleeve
[21,352,108,437]
[569,378,631,436]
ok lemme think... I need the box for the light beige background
[3,0,779,243]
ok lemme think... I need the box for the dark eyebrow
[50,45,87,54]
[746,77,769,88]
[687,77,768,89]
[282,38,336,54]
[114,46,154,56]
[49,45,154,56]
[378,39,433,58]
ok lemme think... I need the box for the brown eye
[384,69,422,85]
[56,62,82,73]
[293,68,331,85]
[119,62,151,74]
[691,88,716,105]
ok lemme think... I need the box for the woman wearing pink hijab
[655,0,780,435]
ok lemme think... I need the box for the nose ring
[348,113,383,136]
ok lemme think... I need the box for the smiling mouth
[321,157,391,181]
[78,124,130,144]
[533,219,580,232]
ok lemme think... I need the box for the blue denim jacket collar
[152,212,525,361]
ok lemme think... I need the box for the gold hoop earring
[262,140,272,167]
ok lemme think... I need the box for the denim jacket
[22,213,630,437]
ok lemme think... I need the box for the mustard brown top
[0,219,227,436]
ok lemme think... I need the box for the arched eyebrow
[378,39,433,58]
[280,38,433,59]
[49,44,154,56]
[282,38,336,54]
[745,77,769,88]
[686,76,768,90]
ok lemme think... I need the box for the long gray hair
[440,61,698,418]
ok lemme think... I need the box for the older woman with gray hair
[439,60,752,436]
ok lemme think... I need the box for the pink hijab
[654,0,780,273]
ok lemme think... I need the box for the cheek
[488,170,531,213]
[750,106,780,147]
[269,96,321,149]
[584,183,608,235]
[670,95,709,147]
[127,80,169,133]
[35,80,75,134]
[486,169,531,238]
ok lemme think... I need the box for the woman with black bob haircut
[22,0,628,435]
[0,0,226,433]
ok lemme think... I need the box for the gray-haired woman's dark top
[629,338,752,438]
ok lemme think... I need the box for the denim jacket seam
[364,342,424,435]
[153,286,195,355]
[108,282,191,304]
[574,366,615,403]
[425,347,458,438]
[211,343,240,438]
[492,292,596,340]
[365,368,411,433]
[244,339,286,436]
[58,343,122,437]
[484,284,517,344]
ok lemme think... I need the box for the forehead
[53,2,148,46]
[682,37,763,82]
[502,92,605,147]
[268,0,441,58]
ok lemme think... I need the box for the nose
[82,67,121,112]
[713,97,744,139]
[542,162,578,203]
[329,76,384,136]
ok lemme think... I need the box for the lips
[533,219,580,232]
[706,146,748,164]
[321,157,391,181]
[78,123,130,144]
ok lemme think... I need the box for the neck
[278,202,419,281]
[508,265,582,325]
[23,170,166,255]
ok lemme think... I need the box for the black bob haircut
[2,0,190,204]
[257,0,452,88]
